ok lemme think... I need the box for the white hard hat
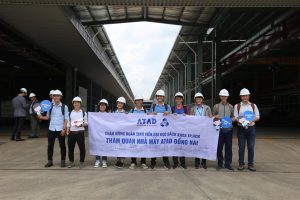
[134,95,143,101]
[29,93,36,98]
[219,89,229,97]
[20,88,27,94]
[174,92,184,98]
[194,92,204,99]
[52,89,63,96]
[72,96,82,103]
[156,89,165,96]
[99,99,109,106]
[116,97,126,104]
[240,88,250,96]
[49,90,55,95]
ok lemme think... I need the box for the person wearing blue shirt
[149,89,172,169]
[129,96,149,170]
[114,97,127,169]
[171,92,190,169]
[38,90,69,168]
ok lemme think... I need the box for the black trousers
[217,129,233,167]
[172,156,186,166]
[47,131,66,161]
[151,157,170,166]
[131,157,146,164]
[195,158,206,166]
[12,117,25,139]
[68,131,86,162]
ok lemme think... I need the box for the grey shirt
[12,95,27,117]
[213,102,234,129]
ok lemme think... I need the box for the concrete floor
[0,128,299,200]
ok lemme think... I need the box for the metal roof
[74,6,216,27]
[150,7,299,99]
[1,0,300,7]
[72,9,134,100]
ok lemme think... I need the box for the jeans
[47,131,66,161]
[68,131,86,162]
[237,126,256,166]
[217,129,233,167]
[96,156,107,161]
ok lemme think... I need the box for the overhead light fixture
[206,27,214,35]
[0,59,5,63]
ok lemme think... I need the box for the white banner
[88,113,219,160]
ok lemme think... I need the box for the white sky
[104,22,181,99]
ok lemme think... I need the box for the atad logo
[137,117,157,126]
[160,118,169,127]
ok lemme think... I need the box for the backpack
[237,102,255,115]
[130,108,147,113]
[171,105,189,114]
[151,104,168,112]
[49,103,66,120]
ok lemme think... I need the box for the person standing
[28,93,40,138]
[234,88,260,172]
[38,90,69,168]
[149,89,172,169]
[190,92,212,169]
[129,95,148,170]
[114,97,127,169]
[11,88,27,141]
[94,99,109,168]
[213,89,235,171]
[67,97,87,169]
[171,92,189,169]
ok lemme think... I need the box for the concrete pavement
[0,128,299,200]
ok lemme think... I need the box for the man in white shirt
[67,97,88,169]
[234,88,260,172]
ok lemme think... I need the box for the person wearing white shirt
[114,97,127,169]
[67,97,88,169]
[234,88,260,172]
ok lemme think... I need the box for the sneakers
[44,161,53,168]
[238,164,245,171]
[248,165,256,172]
[201,161,207,169]
[141,163,148,169]
[164,164,171,170]
[195,164,200,169]
[94,160,101,168]
[225,165,234,171]
[61,160,66,168]
[150,163,156,169]
[173,165,178,169]
[118,163,124,169]
[15,138,25,141]
[180,165,187,169]
[129,163,136,170]
[79,162,85,169]
[102,160,107,168]
[68,162,75,168]
[216,165,223,171]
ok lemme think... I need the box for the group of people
[11,87,260,171]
